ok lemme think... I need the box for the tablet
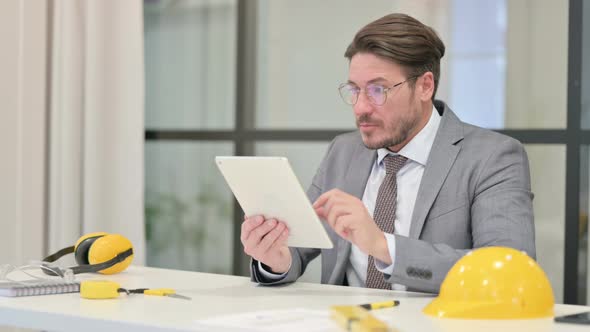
[215,156,333,249]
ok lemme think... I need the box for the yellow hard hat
[423,247,554,319]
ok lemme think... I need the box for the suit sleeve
[386,137,535,293]
[250,139,337,285]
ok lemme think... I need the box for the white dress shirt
[260,107,441,288]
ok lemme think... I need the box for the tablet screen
[216,156,333,249]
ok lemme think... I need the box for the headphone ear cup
[88,234,134,274]
[74,234,106,265]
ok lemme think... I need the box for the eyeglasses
[338,76,419,106]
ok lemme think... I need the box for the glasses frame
[338,75,420,106]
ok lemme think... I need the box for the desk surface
[0,266,588,332]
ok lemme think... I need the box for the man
[240,13,535,293]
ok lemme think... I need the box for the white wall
[0,1,47,266]
[506,0,568,128]
[256,0,450,130]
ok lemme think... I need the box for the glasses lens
[339,84,358,105]
[366,84,386,105]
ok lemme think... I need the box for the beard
[356,104,421,150]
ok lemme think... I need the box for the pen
[359,300,400,310]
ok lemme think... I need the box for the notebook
[0,280,80,297]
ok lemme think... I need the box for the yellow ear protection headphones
[42,232,134,275]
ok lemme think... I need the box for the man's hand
[313,189,391,264]
[241,215,292,273]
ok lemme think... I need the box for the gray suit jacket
[251,100,535,293]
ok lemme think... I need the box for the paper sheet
[194,308,342,332]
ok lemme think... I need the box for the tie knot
[383,154,407,175]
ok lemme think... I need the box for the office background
[1,0,589,306]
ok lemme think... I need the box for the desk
[0,266,588,331]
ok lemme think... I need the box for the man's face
[348,53,425,151]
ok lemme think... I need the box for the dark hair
[345,13,446,100]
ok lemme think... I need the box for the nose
[353,91,374,117]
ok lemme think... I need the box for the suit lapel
[342,140,376,199]
[335,139,376,267]
[409,102,464,239]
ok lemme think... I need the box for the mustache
[356,114,382,127]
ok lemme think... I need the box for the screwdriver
[126,287,192,300]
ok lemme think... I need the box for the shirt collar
[376,105,441,166]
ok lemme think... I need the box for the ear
[417,72,435,102]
